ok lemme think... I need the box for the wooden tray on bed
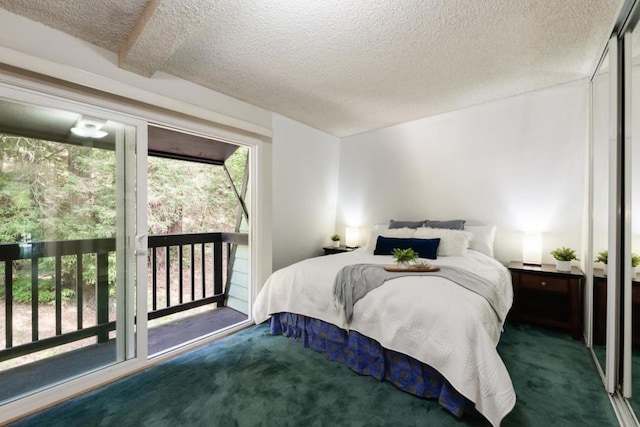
[384,264,440,272]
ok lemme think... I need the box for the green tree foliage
[0,133,248,303]
[0,136,119,242]
[147,147,247,234]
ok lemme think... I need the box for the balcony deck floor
[0,307,248,404]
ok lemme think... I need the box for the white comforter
[253,249,516,426]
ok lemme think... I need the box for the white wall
[337,80,589,265]
[272,114,341,270]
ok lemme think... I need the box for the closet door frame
[607,35,623,394]
[623,29,633,398]
[621,1,640,398]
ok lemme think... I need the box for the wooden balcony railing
[0,232,248,363]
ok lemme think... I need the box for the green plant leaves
[550,246,579,261]
[392,247,419,264]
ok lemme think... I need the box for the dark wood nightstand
[592,269,607,346]
[508,261,584,340]
[323,246,357,255]
[593,270,640,347]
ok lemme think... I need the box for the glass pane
[591,51,610,374]
[0,97,136,402]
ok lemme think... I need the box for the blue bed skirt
[270,312,477,419]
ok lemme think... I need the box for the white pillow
[414,227,472,257]
[366,225,388,252]
[366,226,416,252]
[464,225,496,258]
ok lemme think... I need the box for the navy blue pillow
[373,237,440,260]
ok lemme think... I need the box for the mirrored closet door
[592,46,611,380]
[593,3,640,420]
[591,37,620,393]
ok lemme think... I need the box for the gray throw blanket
[333,264,501,323]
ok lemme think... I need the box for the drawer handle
[541,281,547,286]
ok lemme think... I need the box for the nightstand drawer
[520,275,568,293]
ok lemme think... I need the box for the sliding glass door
[144,125,250,357]
[0,91,142,402]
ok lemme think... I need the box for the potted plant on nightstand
[595,250,608,275]
[330,234,341,248]
[550,247,579,272]
[632,253,640,277]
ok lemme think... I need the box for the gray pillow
[388,219,426,229]
[424,219,466,230]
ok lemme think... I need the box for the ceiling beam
[118,0,208,77]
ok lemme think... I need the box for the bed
[253,225,516,426]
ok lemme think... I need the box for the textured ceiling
[0,0,148,52]
[0,0,622,137]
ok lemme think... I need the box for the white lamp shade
[345,227,360,248]
[522,233,542,265]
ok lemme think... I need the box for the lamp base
[521,262,543,271]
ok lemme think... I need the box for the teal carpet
[629,349,640,418]
[12,323,617,427]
